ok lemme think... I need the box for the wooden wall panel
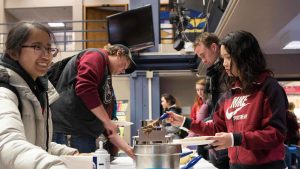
[85,6,127,48]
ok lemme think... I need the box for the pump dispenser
[94,141,110,169]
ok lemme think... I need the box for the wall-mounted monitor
[107,5,155,52]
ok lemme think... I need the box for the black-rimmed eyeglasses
[21,45,58,57]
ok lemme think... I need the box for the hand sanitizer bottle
[94,141,110,169]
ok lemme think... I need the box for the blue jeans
[52,132,68,145]
[52,133,97,153]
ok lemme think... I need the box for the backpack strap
[0,82,23,115]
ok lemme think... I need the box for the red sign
[284,86,300,94]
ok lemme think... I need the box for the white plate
[172,136,215,146]
[113,121,133,127]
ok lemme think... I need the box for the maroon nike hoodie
[184,72,287,169]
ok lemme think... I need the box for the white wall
[112,76,131,144]
[0,0,4,24]
[0,0,5,51]
[266,54,300,78]
[160,74,199,116]
[4,0,83,50]
[5,0,80,8]
[0,0,19,52]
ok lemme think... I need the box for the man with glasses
[51,44,136,159]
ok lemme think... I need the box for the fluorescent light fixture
[48,22,65,27]
[283,41,300,49]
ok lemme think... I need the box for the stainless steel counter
[111,157,217,169]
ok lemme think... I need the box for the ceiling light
[283,41,300,49]
[48,22,65,27]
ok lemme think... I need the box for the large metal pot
[134,143,182,169]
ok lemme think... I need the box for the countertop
[111,157,217,169]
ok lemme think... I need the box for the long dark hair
[5,21,57,58]
[221,30,269,93]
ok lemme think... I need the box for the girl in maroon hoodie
[167,30,288,169]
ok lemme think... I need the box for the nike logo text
[226,95,249,120]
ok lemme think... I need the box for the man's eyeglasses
[21,45,58,57]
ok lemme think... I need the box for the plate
[113,121,133,127]
[172,136,215,146]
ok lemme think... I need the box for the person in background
[190,78,209,123]
[194,32,227,117]
[0,21,78,169]
[194,32,229,168]
[187,78,209,152]
[167,30,288,169]
[161,93,188,139]
[285,102,300,146]
[51,44,135,159]
[189,78,209,136]
[188,78,208,151]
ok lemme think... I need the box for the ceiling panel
[6,7,72,22]
[216,0,300,54]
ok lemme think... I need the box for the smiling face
[18,28,54,80]
[220,45,239,77]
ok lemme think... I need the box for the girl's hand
[207,132,233,150]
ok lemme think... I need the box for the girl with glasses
[0,21,78,169]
